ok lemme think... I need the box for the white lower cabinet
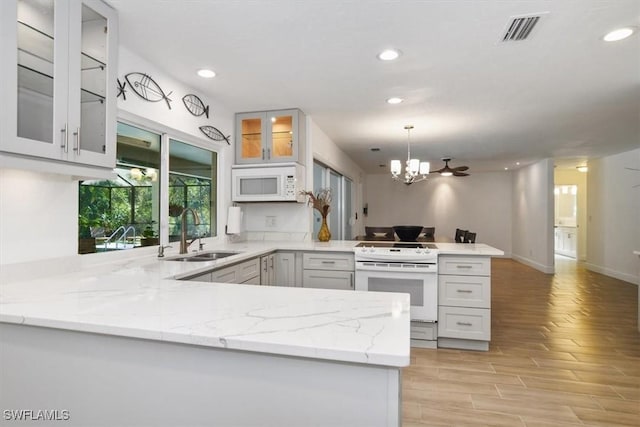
[438,255,491,351]
[302,252,354,291]
[260,253,276,286]
[555,226,577,258]
[302,270,354,290]
[237,257,261,283]
[184,257,261,284]
[438,306,490,341]
[275,252,298,287]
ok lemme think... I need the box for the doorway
[554,184,578,258]
[553,167,588,261]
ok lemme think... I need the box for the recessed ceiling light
[516,162,520,166]
[386,97,403,104]
[603,27,635,42]
[197,69,216,78]
[504,167,509,171]
[377,49,401,61]
[577,165,588,172]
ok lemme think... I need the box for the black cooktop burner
[356,242,438,249]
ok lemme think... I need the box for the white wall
[586,148,640,285]
[0,170,78,265]
[364,172,512,254]
[511,159,555,273]
[554,169,588,260]
[0,47,234,266]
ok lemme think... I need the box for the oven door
[355,263,437,322]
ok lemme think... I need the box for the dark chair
[465,232,476,243]
[454,228,468,243]
[421,227,435,239]
[365,226,394,239]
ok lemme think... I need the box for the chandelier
[390,125,430,185]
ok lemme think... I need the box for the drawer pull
[321,261,336,264]
[456,265,473,269]
[456,289,473,293]
[456,322,473,327]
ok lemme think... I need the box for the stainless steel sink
[192,251,239,260]
[163,251,240,262]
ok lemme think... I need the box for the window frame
[79,111,221,252]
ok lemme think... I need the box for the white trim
[512,254,555,274]
[585,263,640,286]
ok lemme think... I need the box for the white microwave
[231,163,306,202]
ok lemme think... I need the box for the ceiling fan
[434,157,470,177]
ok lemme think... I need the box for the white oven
[355,259,438,322]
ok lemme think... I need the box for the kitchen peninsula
[0,240,503,426]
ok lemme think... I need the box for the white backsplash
[240,203,311,239]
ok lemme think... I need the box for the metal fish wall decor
[124,72,173,109]
[199,125,230,145]
[116,78,127,100]
[182,94,210,118]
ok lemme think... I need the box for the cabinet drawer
[438,306,490,341]
[212,266,238,284]
[302,270,354,290]
[237,258,261,283]
[439,256,490,276]
[303,252,354,271]
[411,322,437,340]
[438,275,491,308]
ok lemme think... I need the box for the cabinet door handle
[456,265,473,269]
[267,148,271,159]
[60,124,68,152]
[456,322,473,327]
[350,272,354,289]
[73,127,80,155]
[456,289,473,293]
[270,257,274,269]
[262,148,265,160]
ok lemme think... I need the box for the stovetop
[354,242,438,262]
[355,242,438,249]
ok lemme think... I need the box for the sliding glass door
[313,161,355,240]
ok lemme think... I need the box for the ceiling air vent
[502,15,543,41]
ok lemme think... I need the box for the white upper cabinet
[0,0,118,171]
[235,109,306,164]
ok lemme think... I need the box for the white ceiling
[106,0,640,173]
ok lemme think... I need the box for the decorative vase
[318,215,331,242]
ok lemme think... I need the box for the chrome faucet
[179,208,201,254]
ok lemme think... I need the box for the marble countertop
[0,239,503,368]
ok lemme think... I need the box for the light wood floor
[403,257,640,426]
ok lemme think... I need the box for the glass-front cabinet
[0,0,118,170]
[235,109,305,164]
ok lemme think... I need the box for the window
[168,139,217,243]
[78,122,218,254]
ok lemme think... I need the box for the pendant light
[390,125,430,185]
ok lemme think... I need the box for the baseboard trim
[585,263,639,286]
[511,254,555,274]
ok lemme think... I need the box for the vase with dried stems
[301,188,332,242]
